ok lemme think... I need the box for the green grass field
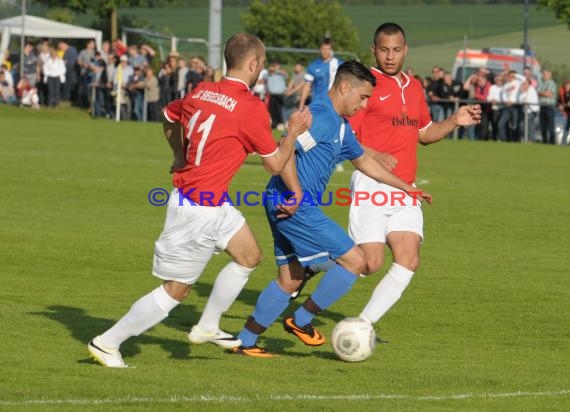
[0,105,569,411]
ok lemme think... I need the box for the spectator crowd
[1,38,569,144]
[417,65,569,144]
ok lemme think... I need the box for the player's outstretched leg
[88,284,181,367]
[358,232,419,326]
[285,249,363,346]
[231,280,292,357]
[188,261,254,349]
[290,259,336,300]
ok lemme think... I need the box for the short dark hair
[373,22,406,45]
[333,60,376,88]
[320,37,333,47]
[224,33,264,70]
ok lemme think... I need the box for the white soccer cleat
[187,325,242,349]
[88,336,129,368]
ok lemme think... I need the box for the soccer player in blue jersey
[231,61,431,357]
[298,38,343,109]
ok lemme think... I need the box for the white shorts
[348,170,424,244]
[152,188,246,284]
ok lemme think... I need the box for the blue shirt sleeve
[339,121,364,162]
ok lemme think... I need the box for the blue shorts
[265,200,355,267]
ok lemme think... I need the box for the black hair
[373,22,406,45]
[320,37,333,47]
[333,60,376,88]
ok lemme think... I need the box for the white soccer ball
[331,317,376,362]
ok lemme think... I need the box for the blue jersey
[266,95,364,203]
[304,57,343,100]
[264,96,362,267]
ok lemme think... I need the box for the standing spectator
[186,55,207,94]
[37,40,51,106]
[43,48,66,108]
[282,62,305,123]
[175,58,188,98]
[0,70,16,104]
[77,39,96,108]
[22,41,38,86]
[143,67,160,122]
[158,62,174,108]
[91,51,108,117]
[537,69,557,144]
[104,53,117,116]
[266,59,288,130]
[472,74,491,140]
[441,71,463,118]
[139,44,156,67]
[523,66,538,88]
[0,63,13,87]
[426,66,445,122]
[113,55,133,120]
[127,45,146,70]
[252,64,268,104]
[99,40,111,64]
[127,66,145,121]
[558,79,570,145]
[517,79,539,142]
[498,70,521,142]
[298,37,343,109]
[112,39,128,58]
[487,74,504,141]
[58,40,78,102]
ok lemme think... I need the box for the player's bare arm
[352,153,432,204]
[419,104,482,145]
[276,155,303,218]
[261,107,312,175]
[161,109,186,173]
[298,81,311,109]
[362,145,397,170]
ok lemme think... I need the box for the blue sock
[294,264,357,327]
[238,280,290,347]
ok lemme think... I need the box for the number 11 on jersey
[186,110,217,166]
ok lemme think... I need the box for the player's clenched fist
[287,106,313,138]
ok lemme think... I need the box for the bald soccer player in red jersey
[88,33,311,367]
[348,23,481,330]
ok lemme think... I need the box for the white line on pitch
[0,390,568,406]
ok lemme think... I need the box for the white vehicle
[452,47,541,82]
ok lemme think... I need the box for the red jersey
[164,77,278,205]
[349,68,431,185]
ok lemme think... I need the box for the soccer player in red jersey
[88,33,312,367]
[348,23,481,330]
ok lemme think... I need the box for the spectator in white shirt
[43,48,66,108]
[487,73,504,141]
[517,79,539,142]
[498,70,521,141]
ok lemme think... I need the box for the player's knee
[396,255,420,272]
[276,276,302,294]
[347,248,366,276]
[163,280,191,302]
[239,249,262,269]
[364,255,384,275]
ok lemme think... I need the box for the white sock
[99,285,179,348]
[359,263,414,324]
[197,262,254,333]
